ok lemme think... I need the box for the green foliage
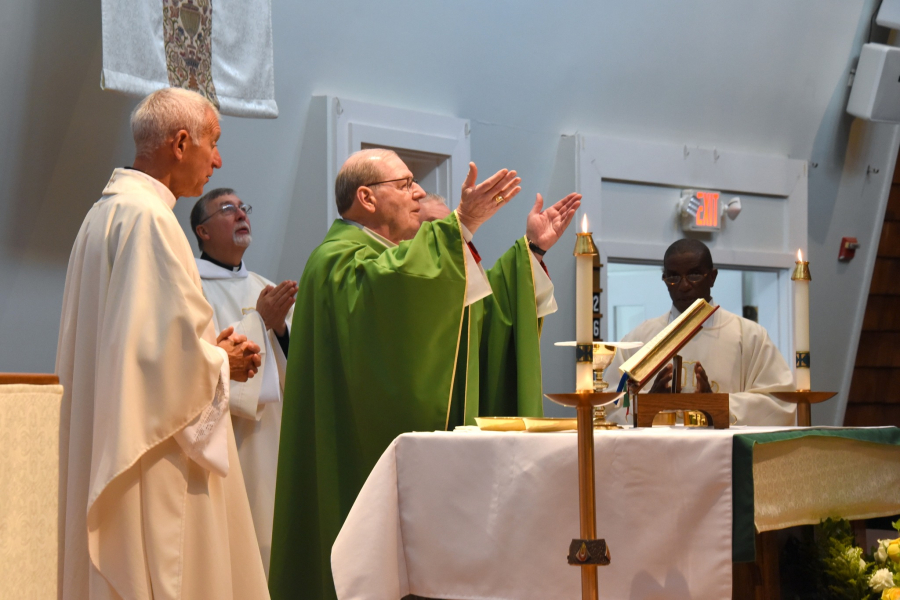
[781,518,888,600]
[817,519,872,600]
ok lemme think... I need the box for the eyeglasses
[199,203,252,225]
[662,272,708,287]
[363,177,418,193]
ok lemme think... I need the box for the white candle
[575,215,596,392]
[792,249,811,391]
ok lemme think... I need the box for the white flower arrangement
[871,568,896,592]
[877,541,890,564]
[867,520,900,600]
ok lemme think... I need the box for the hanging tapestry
[163,0,218,106]
[101,0,277,118]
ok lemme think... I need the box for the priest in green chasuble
[269,149,580,599]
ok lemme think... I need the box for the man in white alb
[190,187,297,576]
[606,239,797,426]
[56,88,270,599]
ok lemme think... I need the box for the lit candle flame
[581,214,588,233]
[797,249,803,262]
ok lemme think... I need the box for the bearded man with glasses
[190,187,298,577]
[269,148,581,599]
[606,238,796,427]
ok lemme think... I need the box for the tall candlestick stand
[545,392,618,600]
[770,391,836,427]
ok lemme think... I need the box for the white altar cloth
[332,427,790,600]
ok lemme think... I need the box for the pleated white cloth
[333,428,742,600]
[101,0,277,118]
[333,426,900,600]
[0,383,63,600]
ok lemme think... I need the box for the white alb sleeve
[174,346,230,477]
[228,311,267,419]
[530,250,557,318]
[458,221,492,307]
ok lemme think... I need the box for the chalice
[554,340,642,429]
[590,343,620,429]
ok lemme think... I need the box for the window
[606,262,787,359]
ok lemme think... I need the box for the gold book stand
[635,393,731,429]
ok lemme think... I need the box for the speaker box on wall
[847,43,900,123]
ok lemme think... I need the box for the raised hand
[257,280,298,336]
[694,363,713,393]
[455,162,522,235]
[525,193,581,253]
[216,326,262,382]
[649,363,676,393]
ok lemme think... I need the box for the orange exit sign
[694,191,719,228]
[681,190,722,232]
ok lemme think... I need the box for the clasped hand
[216,326,261,382]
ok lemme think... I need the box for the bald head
[334,148,426,244]
[417,193,451,223]
[335,149,400,215]
[664,238,714,270]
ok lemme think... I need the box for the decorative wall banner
[163,0,219,107]
[101,0,277,118]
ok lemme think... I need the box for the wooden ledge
[0,373,60,386]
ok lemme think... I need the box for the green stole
[269,214,544,599]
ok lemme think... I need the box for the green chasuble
[269,213,544,599]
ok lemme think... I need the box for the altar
[331,426,900,600]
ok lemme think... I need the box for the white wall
[808,99,900,424]
[0,0,895,426]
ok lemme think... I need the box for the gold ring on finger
[494,195,505,204]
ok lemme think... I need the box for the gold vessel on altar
[554,340,642,429]
[523,417,577,432]
[474,416,525,431]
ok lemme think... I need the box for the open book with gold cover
[618,298,718,389]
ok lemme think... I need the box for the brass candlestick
[545,392,619,600]
[770,391,836,427]
[574,231,599,256]
[791,260,811,281]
